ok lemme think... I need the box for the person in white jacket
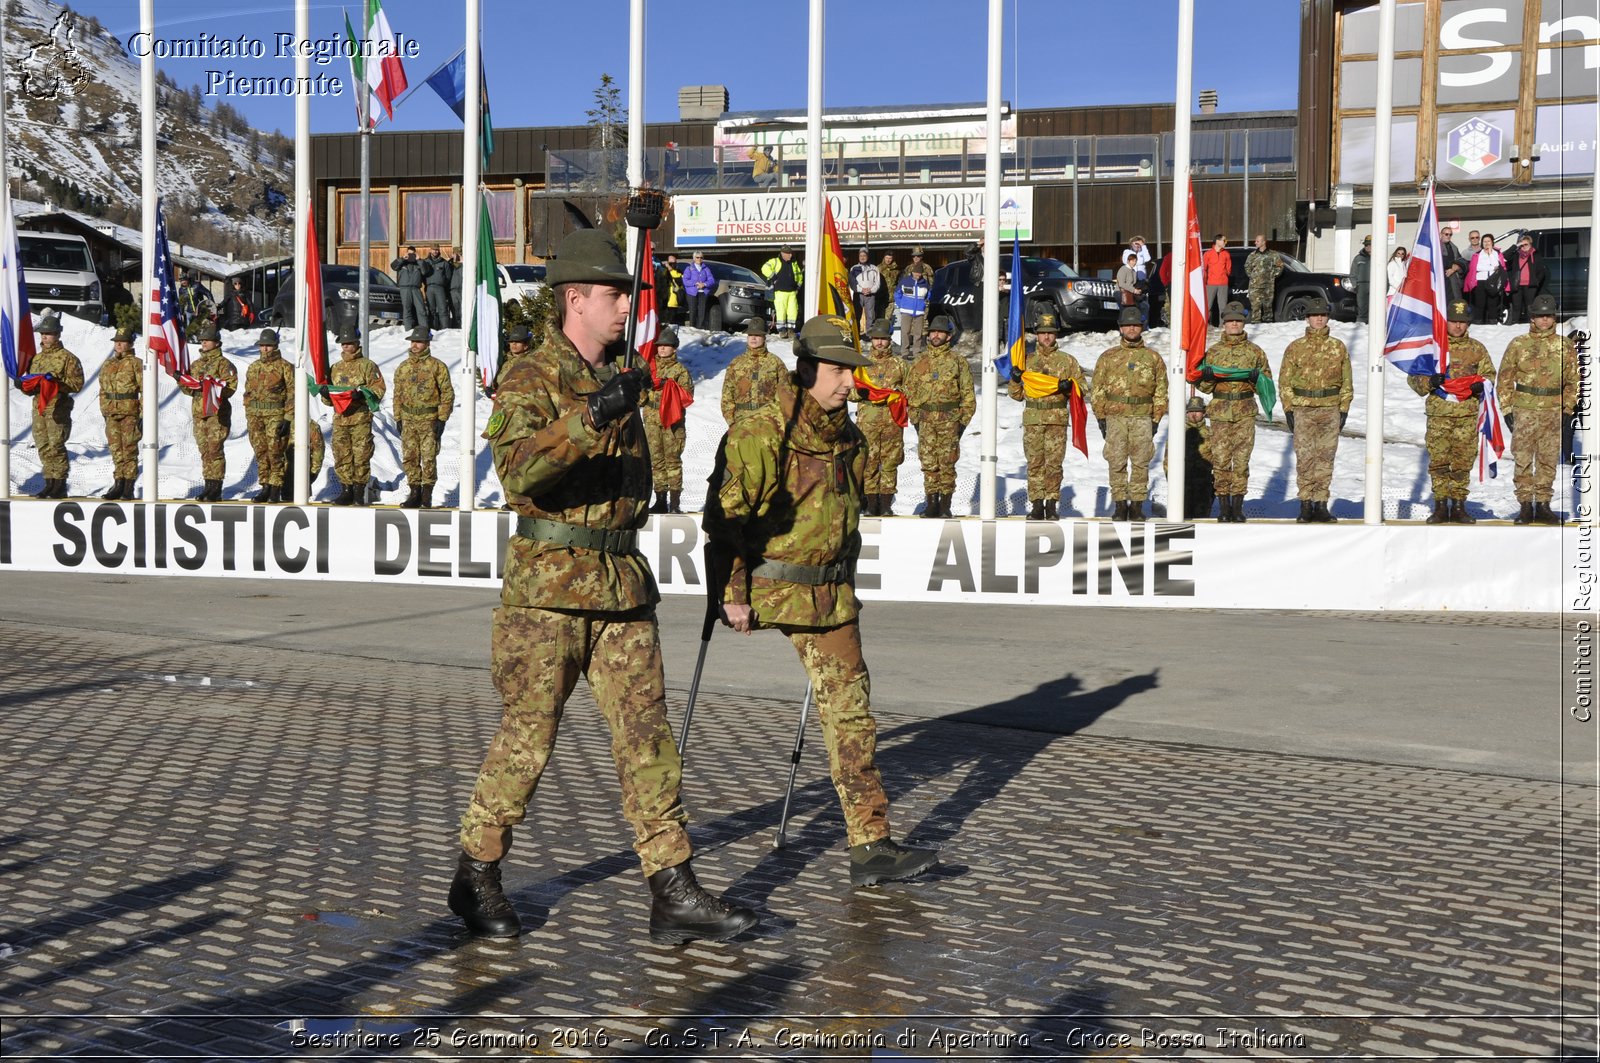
[1386,246,1410,296]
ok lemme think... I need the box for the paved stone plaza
[0,618,1595,1060]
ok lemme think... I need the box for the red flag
[1181,179,1208,381]
[1068,379,1088,457]
[635,229,659,377]
[304,196,329,386]
[657,378,693,428]
[852,366,909,428]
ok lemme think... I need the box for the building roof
[10,199,281,281]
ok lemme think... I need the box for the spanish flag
[818,198,858,349]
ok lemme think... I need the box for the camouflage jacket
[98,352,142,417]
[704,381,865,630]
[720,347,788,423]
[323,356,387,422]
[1279,327,1352,411]
[878,258,901,293]
[1006,344,1085,427]
[243,352,295,415]
[641,352,693,411]
[1196,333,1271,423]
[1406,335,1496,419]
[486,328,657,612]
[1245,250,1282,287]
[854,349,907,430]
[1090,338,1168,418]
[905,342,975,425]
[1498,325,1578,413]
[28,344,84,410]
[181,349,237,419]
[392,349,454,423]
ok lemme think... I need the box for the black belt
[1294,386,1341,398]
[102,392,139,400]
[733,400,767,410]
[919,401,961,412]
[751,556,852,585]
[1213,393,1256,401]
[402,404,440,416]
[1514,383,1562,396]
[1101,393,1154,405]
[515,516,639,555]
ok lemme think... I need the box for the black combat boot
[104,479,126,500]
[1452,499,1476,525]
[1028,499,1045,521]
[1128,500,1144,521]
[1233,495,1247,523]
[921,493,939,518]
[52,478,70,498]
[849,837,939,887]
[651,492,669,514]
[1534,501,1561,525]
[1316,501,1339,523]
[668,490,682,514]
[255,485,275,503]
[1296,500,1313,523]
[204,479,223,502]
[1112,499,1129,521]
[421,485,434,509]
[447,852,522,939]
[1425,499,1449,524]
[334,484,354,506]
[646,861,759,946]
[1045,499,1058,520]
[351,484,366,506]
[193,481,209,501]
[401,485,421,509]
[882,494,895,516]
[1513,500,1535,525]
[34,479,56,499]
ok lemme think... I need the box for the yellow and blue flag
[994,237,1024,378]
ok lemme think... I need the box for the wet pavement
[0,619,1595,1060]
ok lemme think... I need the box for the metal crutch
[675,598,718,757]
[774,683,813,849]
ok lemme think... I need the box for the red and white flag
[634,228,659,376]
[1181,178,1208,381]
[303,195,330,387]
[0,182,36,381]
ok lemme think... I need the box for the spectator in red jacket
[1202,234,1231,326]
[1507,235,1548,323]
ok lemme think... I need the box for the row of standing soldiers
[391,246,464,331]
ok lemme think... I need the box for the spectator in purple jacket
[1464,234,1508,325]
[682,252,717,329]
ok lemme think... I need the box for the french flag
[1383,179,1449,377]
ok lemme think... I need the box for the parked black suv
[1494,226,1589,320]
[699,258,773,331]
[270,266,405,332]
[930,257,1121,336]
[1225,246,1358,322]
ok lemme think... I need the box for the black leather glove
[433,418,446,442]
[1010,366,1023,384]
[1339,412,1348,429]
[1504,412,1515,432]
[276,419,290,439]
[316,384,329,397]
[1199,367,1216,383]
[1097,418,1107,435]
[1247,368,1261,384]
[1470,382,1484,399]
[587,370,646,429]
[1427,373,1445,390]
[1285,410,1296,433]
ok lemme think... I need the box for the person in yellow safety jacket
[761,245,804,339]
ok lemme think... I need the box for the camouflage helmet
[35,314,62,335]
[1446,298,1472,324]
[1033,311,1061,334]
[927,314,956,335]
[256,327,280,346]
[336,326,361,346]
[506,324,532,344]
[194,323,220,342]
[1300,295,1331,317]
[744,317,768,337]
[1221,301,1248,323]
[656,326,680,349]
[866,318,894,340]
[1186,395,1207,414]
[795,314,870,368]
[544,229,634,288]
[111,327,137,344]
[911,246,925,257]
[407,326,431,343]
[1529,293,1558,317]
[1117,306,1144,327]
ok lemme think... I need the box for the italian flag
[345,0,408,127]
[468,198,501,391]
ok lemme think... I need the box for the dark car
[699,258,772,331]
[1495,226,1589,321]
[930,257,1120,337]
[1225,247,1358,322]
[270,266,404,332]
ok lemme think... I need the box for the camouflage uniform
[1499,322,1579,505]
[704,382,890,847]
[1007,342,1085,504]
[284,416,326,482]
[641,347,693,492]
[877,256,900,295]
[181,347,238,481]
[392,345,455,487]
[855,346,908,497]
[28,338,85,481]
[1279,324,1352,502]
[460,328,688,875]
[244,348,295,488]
[322,353,387,489]
[1196,331,1271,497]
[720,345,787,424]
[1406,333,1496,503]
[1245,248,1282,323]
[905,340,975,497]
[1089,337,1168,503]
[98,350,143,481]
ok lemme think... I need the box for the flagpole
[1166,0,1195,524]
[978,0,1001,521]
[292,0,311,505]
[0,0,13,498]
[1363,0,1396,525]
[803,0,823,319]
[626,0,643,270]
[458,0,481,512]
[1583,102,1600,527]
[139,0,159,504]
[358,23,372,373]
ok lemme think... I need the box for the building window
[1338,114,1419,185]
[484,188,515,240]
[340,193,388,245]
[1436,52,1521,106]
[1340,1,1425,54]
[1341,58,1425,109]
[1538,43,1600,101]
[1533,102,1597,178]
[404,191,452,242]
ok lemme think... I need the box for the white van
[18,232,104,323]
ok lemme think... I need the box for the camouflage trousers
[1208,414,1255,495]
[1103,414,1155,502]
[332,417,376,488]
[1022,423,1067,499]
[31,402,72,480]
[460,605,692,876]
[859,414,904,493]
[104,413,141,480]
[775,620,890,847]
[1426,412,1479,501]
[193,411,230,481]
[916,414,963,494]
[1291,406,1340,501]
[1511,408,1562,503]
[643,419,686,492]
[400,417,441,486]
[1248,283,1274,323]
[246,413,288,486]
[285,421,325,482]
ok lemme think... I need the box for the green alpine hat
[656,326,680,349]
[545,229,635,288]
[407,326,431,343]
[927,314,955,334]
[1530,293,1558,316]
[1446,298,1472,323]
[35,315,62,335]
[1301,295,1331,317]
[1033,311,1061,334]
[256,327,279,346]
[506,324,532,344]
[1221,301,1248,323]
[866,318,894,340]
[796,315,870,368]
[1186,395,1207,413]
[112,327,137,344]
[194,323,220,342]
[745,317,768,337]
[1117,306,1144,327]
[336,326,361,345]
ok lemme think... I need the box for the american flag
[147,198,189,378]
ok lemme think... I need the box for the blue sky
[67,0,1300,135]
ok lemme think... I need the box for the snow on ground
[5,313,1590,520]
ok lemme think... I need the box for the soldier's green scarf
[1199,364,1277,417]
